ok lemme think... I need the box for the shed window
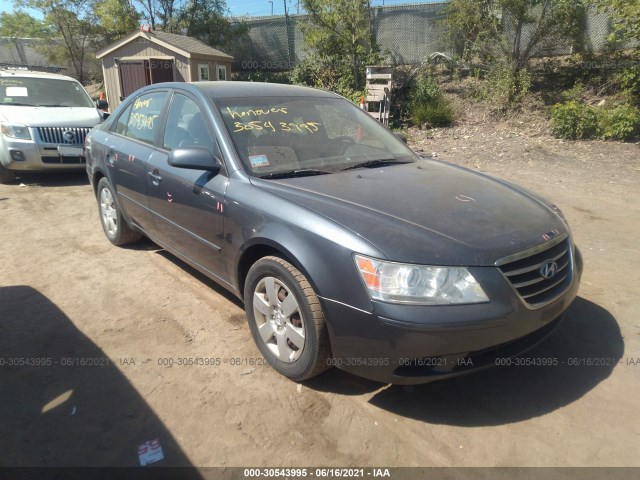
[198,64,210,81]
[217,65,227,81]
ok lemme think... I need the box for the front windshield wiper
[339,159,412,171]
[2,102,37,107]
[36,104,71,107]
[259,168,332,179]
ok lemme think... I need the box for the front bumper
[320,247,583,385]
[0,136,85,172]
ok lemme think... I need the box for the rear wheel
[244,256,331,381]
[0,164,15,184]
[96,177,141,246]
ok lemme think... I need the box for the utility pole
[284,0,295,67]
[269,0,273,15]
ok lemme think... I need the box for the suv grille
[497,234,573,308]
[37,127,91,145]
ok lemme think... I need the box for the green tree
[157,0,180,32]
[443,0,586,107]
[0,11,52,37]
[295,0,380,94]
[135,0,157,29]
[16,0,100,83]
[179,0,237,46]
[95,0,141,41]
[597,0,640,42]
[444,0,586,67]
[441,0,495,62]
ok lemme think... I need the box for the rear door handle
[148,171,162,185]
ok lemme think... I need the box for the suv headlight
[0,123,31,140]
[354,254,489,305]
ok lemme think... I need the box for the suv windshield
[0,76,94,108]
[216,96,417,177]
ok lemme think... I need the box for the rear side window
[123,91,168,145]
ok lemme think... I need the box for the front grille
[497,234,573,308]
[41,156,85,164]
[393,317,562,378]
[37,127,91,145]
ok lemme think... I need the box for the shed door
[118,60,147,100]
[149,59,174,84]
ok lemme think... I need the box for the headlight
[0,123,31,140]
[354,254,489,305]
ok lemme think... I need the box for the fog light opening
[10,150,25,161]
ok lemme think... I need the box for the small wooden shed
[96,30,234,110]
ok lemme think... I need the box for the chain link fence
[228,2,632,72]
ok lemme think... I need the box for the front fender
[224,178,384,313]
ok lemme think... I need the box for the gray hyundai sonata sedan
[85,82,582,385]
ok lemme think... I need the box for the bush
[550,101,599,140]
[599,104,640,141]
[560,82,586,103]
[412,100,454,128]
[616,65,640,102]
[289,51,377,104]
[550,101,640,141]
[413,75,442,105]
[409,74,454,128]
[481,64,532,109]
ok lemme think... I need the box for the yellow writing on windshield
[233,120,322,134]
[128,112,158,130]
[134,97,153,110]
[226,106,288,119]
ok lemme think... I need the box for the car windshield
[215,96,417,177]
[0,76,94,108]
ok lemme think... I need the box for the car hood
[250,160,567,266]
[0,106,100,127]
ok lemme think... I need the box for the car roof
[0,69,80,82]
[156,81,341,100]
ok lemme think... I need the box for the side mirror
[393,132,408,144]
[168,147,221,174]
[96,99,109,110]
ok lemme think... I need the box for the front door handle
[106,149,115,166]
[148,170,162,185]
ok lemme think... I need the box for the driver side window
[163,93,215,154]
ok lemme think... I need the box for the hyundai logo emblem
[540,261,559,279]
[63,130,76,143]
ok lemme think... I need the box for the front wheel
[96,177,141,246]
[0,163,15,184]
[244,256,331,381]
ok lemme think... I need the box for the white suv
[0,69,105,184]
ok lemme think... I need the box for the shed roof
[96,30,234,61]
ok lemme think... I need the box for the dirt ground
[1,113,639,469]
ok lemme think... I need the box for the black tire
[244,256,331,381]
[96,177,141,246]
[0,163,15,184]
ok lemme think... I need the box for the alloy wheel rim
[253,276,305,362]
[100,188,118,237]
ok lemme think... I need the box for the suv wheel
[244,256,331,381]
[96,177,141,246]
[0,164,15,184]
